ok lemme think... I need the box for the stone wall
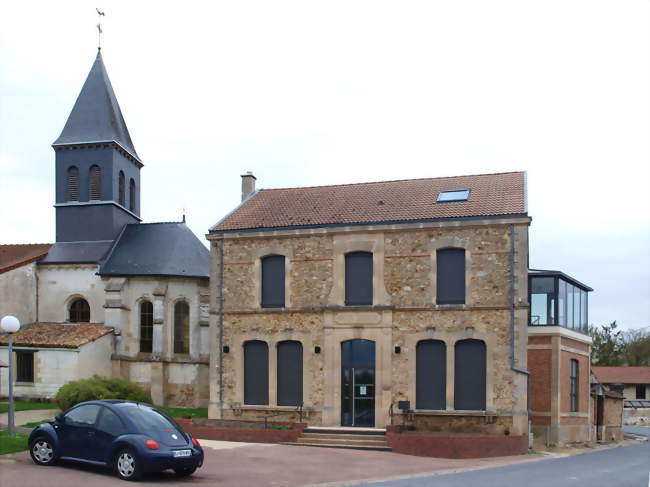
[211,219,530,433]
[0,263,37,325]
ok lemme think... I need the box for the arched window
[173,301,190,354]
[69,298,90,323]
[261,255,285,308]
[437,248,466,304]
[454,339,486,410]
[345,251,373,306]
[277,341,302,406]
[140,300,153,353]
[89,165,101,200]
[244,340,269,405]
[118,171,125,206]
[129,178,136,212]
[67,166,79,201]
[416,340,446,410]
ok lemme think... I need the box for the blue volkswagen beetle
[28,400,203,481]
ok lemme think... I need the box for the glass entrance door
[341,340,375,427]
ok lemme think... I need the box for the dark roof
[0,323,113,349]
[211,171,527,233]
[52,50,140,162]
[528,269,593,292]
[39,240,114,265]
[98,223,209,278]
[592,367,650,385]
[0,244,52,274]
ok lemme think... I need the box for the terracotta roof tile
[592,366,650,384]
[0,244,52,274]
[211,171,526,232]
[0,323,113,349]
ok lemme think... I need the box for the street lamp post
[1,315,21,436]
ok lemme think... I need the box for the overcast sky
[0,1,648,330]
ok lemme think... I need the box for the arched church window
[89,165,101,200]
[140,300,153,353]
[129,178,136,212]
[118,171,125,206]
[173,301,190,354]
[69,298,90,323]
[67,166,79,201]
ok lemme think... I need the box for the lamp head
[0,315,20,333]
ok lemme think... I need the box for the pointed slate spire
[53,50,140,162]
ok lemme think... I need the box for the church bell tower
[52,49,142,242]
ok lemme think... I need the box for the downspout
[509,224,529,376]
[218,240,225,418]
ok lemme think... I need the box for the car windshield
[121,405,178,432]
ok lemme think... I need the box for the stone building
[0,50,210,406]
[206,172,532,436]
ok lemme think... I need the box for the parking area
[0,440,541,487]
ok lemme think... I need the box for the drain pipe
[509,223,529,377]
[218,239,225,419]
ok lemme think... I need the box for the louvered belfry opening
[118,170,125,206]
[129,178,136,212]
[67,166,79,201]
[89,165,102,200]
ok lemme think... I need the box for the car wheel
[115,449,142,481]
[29,437,57,465]
[173,466,197,477]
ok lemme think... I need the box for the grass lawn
[0,430,29,455]
[21,419,52,429]
[0,400,59,414]
[159,406,208,419]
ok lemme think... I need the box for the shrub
[56,375,152,411]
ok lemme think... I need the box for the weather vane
[96,8,105,50]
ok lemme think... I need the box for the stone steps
[283,427,391,451]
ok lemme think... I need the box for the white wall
[0,334,114,399]
[38,264,105,323]
[0,263,38,325]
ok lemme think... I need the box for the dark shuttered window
[345,252,373,306]
[277,341,303,406]
[140,300,153,353]
[16,351,34,383]
[454,339,486,410]
[570,359,579,412]
[69,298,90,322]
[416,340,446,410]
[89,165,101,200]
[129,178,136,212]
[244,341,269,405]
[118,171,125,205]
[174,301,190,354]
[261,255,285,308]
[67,166,79,201]
[437,248,466,304]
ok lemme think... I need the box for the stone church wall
[0,263,38,325]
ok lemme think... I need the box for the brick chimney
[241,171,256,201]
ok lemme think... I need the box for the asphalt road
[361,428,650,487]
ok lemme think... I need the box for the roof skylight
[437,189,470,202]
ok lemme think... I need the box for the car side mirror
[56,414,64,423]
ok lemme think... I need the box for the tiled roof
[592,366,650,385]
[0,244,52,275]
[0,323,113,349]
[211,171,526,232]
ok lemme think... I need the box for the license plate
[173,450,191,458]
